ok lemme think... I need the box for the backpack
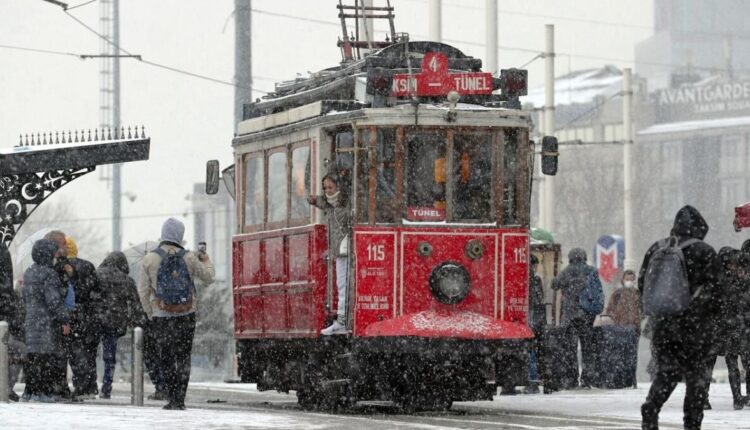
[642,237,699,317]
[579,267,604,315]
[153,248,194,306]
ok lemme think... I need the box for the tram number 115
[367,244,386,261]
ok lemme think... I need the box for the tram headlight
[429,262,471,305]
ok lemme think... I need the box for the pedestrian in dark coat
[43,229,73,398]
[64,237,103,398]
[0,242,23,401]
[97,251,146,398]
[639,205,721,430]
[704,247,750,410]
[551,247,603,388]
[526,253,546,393]
[22,239,70,401]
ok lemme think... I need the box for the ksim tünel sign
[391,52,494,97]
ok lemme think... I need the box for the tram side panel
[233,224,329,340]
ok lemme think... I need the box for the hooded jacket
[0,242,22,339]
[23,239,69,354]
[97,251,146,336]
[637,205,720,358]
[551,248,601,326]
[311,194,351,259]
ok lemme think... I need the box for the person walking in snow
[639,205,721,430]
[138,218,214,410]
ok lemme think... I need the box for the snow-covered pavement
[1,381,749,429]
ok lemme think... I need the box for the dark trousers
[564,315,597,387]
[51,345,70,395]
[69,330,99,394]
[144,321,165,392]
[25,353,57,397]
[100,332,120,396]
[153,313,196,406]
[642,344,710,430]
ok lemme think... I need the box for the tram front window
[453,133,493,221]
[406,133,446,220]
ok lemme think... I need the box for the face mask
[623,281,635,288]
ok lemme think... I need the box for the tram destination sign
[391,52,493,97]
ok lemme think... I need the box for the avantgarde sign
[658,81,750,114]
[391,52,494,97]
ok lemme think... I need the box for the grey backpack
[642,237,699,316]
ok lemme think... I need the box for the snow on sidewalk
[1,382,749,429]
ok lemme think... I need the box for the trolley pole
[542,24,556,232]
[131,327,144,406]
[485,0,497,75]
[622,68,635,271]
[428,0,441,42]
[0,321,7,402]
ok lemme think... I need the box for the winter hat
[568,247,587,264]
[160,217,185,245]
[66,236,78,258]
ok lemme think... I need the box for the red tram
[207,4,558,411]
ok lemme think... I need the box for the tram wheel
[394,388,453,413]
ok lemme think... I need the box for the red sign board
[353,231,397,336]
[406,206,445,221]
[391,52,494,97]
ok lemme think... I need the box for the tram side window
[244,155,264,227]
[503,130,519,225]
[406,133,446,219]
[453,133,493,221]
[290,146,311,221]
[267,151,288,224]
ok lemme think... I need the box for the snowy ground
[2,381,750,429]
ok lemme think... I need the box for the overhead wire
[62,9,274,93]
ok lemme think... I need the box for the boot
[641,403,659,430]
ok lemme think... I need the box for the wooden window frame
[241,151,265,234]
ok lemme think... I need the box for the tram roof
[233,100,531,147]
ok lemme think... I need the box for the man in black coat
[64,237,103,398]
[551,248,603,388]
[526,254,546,393]
[639,205,721,430]
[0,242,23,401]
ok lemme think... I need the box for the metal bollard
[131,327,144,406]
[0,321,8,402]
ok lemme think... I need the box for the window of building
[722,179,745,212]
[244,154,264,227]
[267,151,287,223]
[660,141,683,180]
[721,135,745,175]
[661,184,683,221]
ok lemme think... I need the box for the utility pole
[234,0,253,129]
[485,0,497,75]
[622,68,635,271]
[100,0,122,251]
[428,0,441,42]
[542,24,555,232]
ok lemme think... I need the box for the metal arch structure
[0,127,150,247]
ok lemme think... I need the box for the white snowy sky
[0,0,652,258]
